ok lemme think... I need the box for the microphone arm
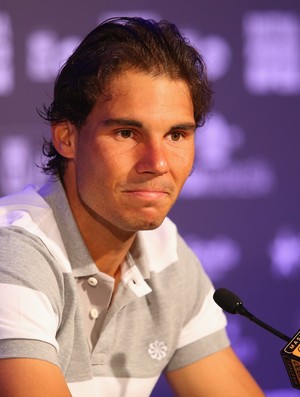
[213,288,291,342]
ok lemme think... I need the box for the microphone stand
[234,303,291,343]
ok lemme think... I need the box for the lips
[122,190,169,199]
[121,181,174,194]
[120,180,175,203]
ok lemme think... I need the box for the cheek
[174,146,195,175]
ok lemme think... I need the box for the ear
[51,122,77,159]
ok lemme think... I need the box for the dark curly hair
[39,16,213,178]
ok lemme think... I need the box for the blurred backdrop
[0,1,300,395]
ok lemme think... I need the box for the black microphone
[213,287,300,390]
[213,287,291,342]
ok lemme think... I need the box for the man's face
[71,70,196,234]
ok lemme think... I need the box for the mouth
[122,190,169,200]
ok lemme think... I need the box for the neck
[80,217,135,277]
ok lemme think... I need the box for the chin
[118,207,170,232]
[130,217,165,231]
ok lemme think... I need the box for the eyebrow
[102,118,197,131]
[102,118,143,128]
[170,122,197,131]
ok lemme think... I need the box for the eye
[118,129,133,139]
[170,132,183,141]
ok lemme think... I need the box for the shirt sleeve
[0,226,64,366]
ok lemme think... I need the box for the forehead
[94,70,194,122]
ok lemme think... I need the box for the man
[0,17,265,396]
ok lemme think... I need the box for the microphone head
[213,288,244,314]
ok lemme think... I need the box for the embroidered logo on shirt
[148,340,167,360]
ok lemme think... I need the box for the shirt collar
[38,178,151,280]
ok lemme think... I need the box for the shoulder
[139,217,208,284]
[0,225,66,312]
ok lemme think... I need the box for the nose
[135,140,169,175]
